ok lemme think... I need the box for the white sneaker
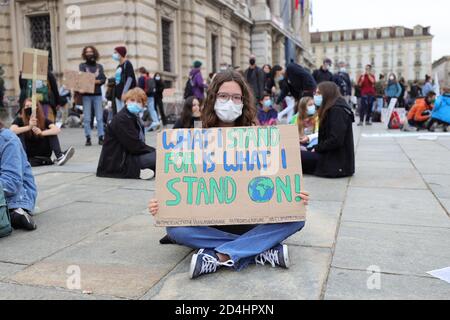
[140,169,155,180]
[54,147,75,166]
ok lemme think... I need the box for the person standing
[357,64,376,126]
[153,72,167,126]
[398,77,407,109]
[422,75,434,97]
[79,46,106,146]
[313,58,333,84]
[385,73,402,106]
[190,61,207,103]
[408,80,422,109]
[112,46,136,113]
[374,74,386,112]
[262,64,273,95]
[137,67,160,131]
[332,61,352,105]
[244,55,265,102]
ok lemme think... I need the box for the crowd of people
[2,46,449,280]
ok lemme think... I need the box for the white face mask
[214,99,243,123]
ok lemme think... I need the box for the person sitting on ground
[257,93,278,126]
[97,88,156,180]
[0,121,37,233]
[291,97,319,150]
[173,96,202,129]
[301,82,355,178]
[148,70,309,279]
[10,99,75,167]
[406,91,436,130]
[427,87,450,132]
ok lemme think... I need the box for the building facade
[0,0,313,98]
[432,56,450,89]
[310,26,433,82]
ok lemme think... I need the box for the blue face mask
[277,75,285,82]
[263,100,273,108]
[314,95,323,107]
[307,105,316,116]
[112,53,121,62]
[127,102,143,115]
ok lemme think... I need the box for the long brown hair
[202,70,257,128]
[317,81,341,124]
[22,98,46,131]
[296,97,314,137]
[180,96,199,129]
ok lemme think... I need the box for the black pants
[19,134,63,159]
[301,150,321,175]
[408,119,428,129]
[155,96,167,125]
[137,150,157,172]
[359,95,375,123]
[427,118,450,129]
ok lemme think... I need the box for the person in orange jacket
[407,91,436,129]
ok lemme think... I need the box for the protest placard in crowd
[63,70,96,94]
[155,125,306,227]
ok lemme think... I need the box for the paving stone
[143,246,332,300]
[349,167,427,189]
[0,263,25,280]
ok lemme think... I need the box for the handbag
[0,187,12,238]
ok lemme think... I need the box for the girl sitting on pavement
[148,70,309,279]
[173,96,202,129]
[10,99,75,167]
[291,97,319,150]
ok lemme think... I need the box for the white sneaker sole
[189,253,199,279]
[140,169,155,180]
[56,147,75,166]
[282,244,290,269]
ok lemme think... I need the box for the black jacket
[97,108,155,179]
[313,67,333,84]
[244,66,265,101]
[315,97,355,178]
[277,63,317,104]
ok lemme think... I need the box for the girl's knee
[166,227,194,244]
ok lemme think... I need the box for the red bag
[388,111,402,129]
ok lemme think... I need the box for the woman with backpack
[10,99,75,167]
[138,67,161,131]
[0,121,38,236]
[79,46,107,146]
[153,72,167,126]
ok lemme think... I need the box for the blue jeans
[167,221,305,271]
[82,95,104,138]
[376,97,384,112]
[360,95,375,123]
[147,97,160,124]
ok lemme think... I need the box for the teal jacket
[385,82,402,98]
[431,94,450,124]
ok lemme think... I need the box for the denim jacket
[0,128,37,212]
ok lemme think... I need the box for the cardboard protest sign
[63,70,96,94]
[384,98,398,128]
[155,125,306,227]
[22,48,49,81]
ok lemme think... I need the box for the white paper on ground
[418,135,438,141]
[427,267,450,284]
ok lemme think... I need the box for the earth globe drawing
[248,177,275,203]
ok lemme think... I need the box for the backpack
[335,73,349,96]
[183,77,194,99]
[145,77,156,96]
[388,111,402,129]
[0,188,12,238]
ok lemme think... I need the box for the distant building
[311,25,433,81]
[0,0,313,97]
[432,56,450,89]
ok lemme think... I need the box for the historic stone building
[310,26,433,81]
[0,0,313,97]
[432,56,450,89]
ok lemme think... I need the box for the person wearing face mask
[173,96,202,129]
[257,93,278,126]
[357,64,376,126]
[79,46,107,146]
[97,88,156,180]
[10,99,75,167]
[244,55,265,102]
[153,72,167,126]
[406,91,436,131]
[0,120,38,234]
[112,46,136,114]
[301,82,355,177]
[148,70,310,279]
[291,97,319,150]
[332,61,352,105]
[385,73,402,106]
[313,58,334,84]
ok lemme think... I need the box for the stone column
[269,0,280,18]
[251,0,271,21]
[251,25,272,66]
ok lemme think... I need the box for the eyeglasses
[217,92,243,104]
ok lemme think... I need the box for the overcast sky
[311,0,450,61]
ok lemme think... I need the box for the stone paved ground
[0,124,449,300]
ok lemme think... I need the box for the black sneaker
[55,147,75,166]
[357,122,364,126]
[255,244,290,268]
[85,137,92,146]
[10,208,37,231]
[98,136,104,145]
[189,249,234,279]
[366,121,373,126]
